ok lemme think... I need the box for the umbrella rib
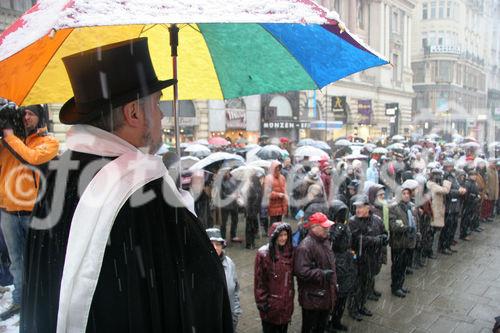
[259,24,321,90]
[20,28,73,105]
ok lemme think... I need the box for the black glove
[380,234,389,246]
[0,117,13,131]
[257,303,270,313]
[323,269,334,282]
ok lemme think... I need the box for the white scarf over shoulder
[57,125,194,333]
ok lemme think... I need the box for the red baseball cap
[306,212,334,229]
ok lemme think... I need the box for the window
[447,1,452,17]
[438,37,443,45]
[423,3,428,19]
[334,0,341,13]
[392,53,399,83]
[269,96,293,118]
[431,1,436,18]
[439,1,445,18]
[160,100,196,117]
[422,38,428,49]
[357,0,365,30]
[392,11,399,32]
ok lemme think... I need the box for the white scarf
[57,125,193,333]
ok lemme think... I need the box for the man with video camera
[0,103,59,320]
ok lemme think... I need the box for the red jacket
[254,223,294,325]
[264,161,288,217]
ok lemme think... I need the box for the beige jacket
[427,180,451,228]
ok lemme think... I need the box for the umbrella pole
[169,24,180,157]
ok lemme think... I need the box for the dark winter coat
[246,175,263,217]
[294,232,337,310]
[389,201,418,250]
[329,219,357,297]
[303,197,328,222]
[221,175,239,211]
[254,223,294,325]
[21,151,233,333]
[444,172,462,214]
[348,214,385,277]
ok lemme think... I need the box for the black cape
[21,151,233,333]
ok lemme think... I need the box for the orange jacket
[0,128,59,212]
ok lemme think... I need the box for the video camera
[0,98,26,139]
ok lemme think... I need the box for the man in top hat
[0,104,59,319]
[389,180,419,298]
[21,38,233,332]
[294,212,337,333]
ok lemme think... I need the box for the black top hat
[60,37,176,125]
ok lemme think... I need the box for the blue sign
[310,121,343,130]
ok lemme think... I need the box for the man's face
[470,174,477,181]
[355,205,370,218]
[402,189,412,203]
[348,187,356,195]
[310,225,329,239]
[277,230,288,247]
[23,109,39,132]
[140,92,163,154]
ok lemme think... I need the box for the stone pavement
[224,216,500,333]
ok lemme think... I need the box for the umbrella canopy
[334,139,351,147]
[312,140,331,152]
[363,143,376,152]
[155,143,171,155]
[463,136,478,143]
[256,145,284,160]
[0,0,387,106]
[297,138,316,147]
[195,139,209,146]
[180,155,200,169]
[391,135,405,142]
[180,142,192,149]
[386,143,405,151]
[344,153,368,160]
[184,144,211,154]
[294,145,329,161]
[189,152,244,172]
[372,147,388,154]
[230,165,265,180]
[411,144,423,151]
[208,136,230,146]
[247,159,273,170]
[461,141,480,149]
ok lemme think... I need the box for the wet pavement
[224,215,500,333]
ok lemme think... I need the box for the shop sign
[226,109,246,129]
[310,121,343,130]
[385,103,399,116]
[357,99,372,125]
[262,121,309,129]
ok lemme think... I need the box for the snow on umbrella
[155,143,171,155]
[243,143,260,151]
[180,142,192,149]
[180,156,200,169]
[426,133,441,140]
[297,138,316,147]
[411,144,423,151]
[247,159,273,170]
[0,0,388,155]
[461,141,480,149]
[208,137,230,146]
[391,135,405,142]
[363,143,376,152]
[256,144,283,160]
[372,147,388,154]
[312,140,332,152]
[344,153,368,160]
[334,139,351,147]
[294,145,329,161]
[386,143,405,151]
[189,152,244,172]
[463,136,478,143]
[184,144,211,154]
[230,165,265,179]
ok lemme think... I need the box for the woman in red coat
[254,222,294,333]
[264,161,288,225]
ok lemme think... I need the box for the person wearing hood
[326,201,357,332]
[389,181,419,298]
[294,212,337,333]
[264,161,288,228]
[366,185,389,300]
[0,104,59,319]
[348,195,387,320]
[207,228,242,330]
[254,222,294,333]
[347,179,361,216]
[461,167,481,238]
[366,159,379,184]
[319,161,334,201]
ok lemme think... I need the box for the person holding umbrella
[21,39,233,332]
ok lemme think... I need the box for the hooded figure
[366,159,379,184]
[264,161,288,224]
[254,223,294,331]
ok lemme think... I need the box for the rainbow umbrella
[0,0,388,150]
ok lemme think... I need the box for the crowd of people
[184,135,500,332]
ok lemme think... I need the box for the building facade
[411,0,493,141]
